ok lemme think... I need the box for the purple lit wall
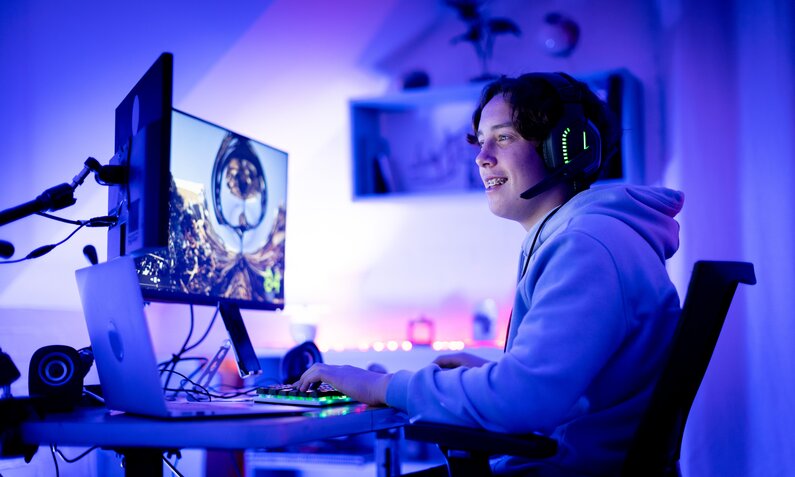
[0,0,792,476]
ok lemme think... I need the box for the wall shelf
[350,69,644,199]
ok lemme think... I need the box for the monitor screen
[134,109,288,311]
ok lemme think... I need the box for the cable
[154,302,238,401]
[160,356,208,368]
[161,369,260,401]
[162,370,212,401]
[207,385,260,400]
[35,211,118,227]
[167,356,210,398]
[184,303,221,352]
[160,303,222,400]
[505,205,563,353]
[162,305,196,395]
[159,356,209,386]
[53,445,99,463]
[0,214,117,265]
[35,211,86,225]
[0,222,86,264]
[49,444,101,477]
[157,304,219,370]
[162,454,186,477]
[180,304,197,355]
[519,205,563,280]
[49,445,60,477]
[83,386,105,404]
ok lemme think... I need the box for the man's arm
[384,230,627,434]
[433,353,492,369]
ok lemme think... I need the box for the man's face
[475,96,549,229]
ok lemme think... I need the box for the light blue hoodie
[386,184,684,476]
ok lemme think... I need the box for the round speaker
[28,345,91,412]
[280,341,323,385]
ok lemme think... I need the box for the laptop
[75,256,308,419]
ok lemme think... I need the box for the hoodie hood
[525,184,684,262]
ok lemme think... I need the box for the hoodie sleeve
[386,227,627,434]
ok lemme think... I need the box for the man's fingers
[295,364,324,391]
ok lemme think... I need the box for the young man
[295,73,684,476]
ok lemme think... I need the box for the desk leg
[119,448,163,477]
[375,428,401,477]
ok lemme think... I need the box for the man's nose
[475,145,495,168]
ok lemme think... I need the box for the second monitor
[108,53,289,379]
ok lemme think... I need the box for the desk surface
[21,403,405,450]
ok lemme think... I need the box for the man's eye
[498,134,510,142]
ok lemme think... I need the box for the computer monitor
[134,109,288,312]
[108,53,172,258]
[107,53,289,378]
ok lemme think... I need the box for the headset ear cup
[542,117,602,177]
[542,121,567,171]
[28,345,87,412]
[580,120,602,177]
[533,73,603,180]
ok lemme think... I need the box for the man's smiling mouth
[484,177,508,189]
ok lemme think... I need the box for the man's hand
[433,352,492,369]
[294,364,392,406]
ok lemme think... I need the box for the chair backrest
[622,260,756,477]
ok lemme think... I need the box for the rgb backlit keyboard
[254,383,356,407]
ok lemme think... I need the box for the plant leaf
[451,25,484,44]
[488,18,522,36]
[444,0,484,22]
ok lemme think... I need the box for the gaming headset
[520,72,603,200]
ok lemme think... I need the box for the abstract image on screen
[136,110,288,309]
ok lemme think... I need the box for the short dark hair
[467,73,619,189]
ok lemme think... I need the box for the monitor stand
[219,302,263,379]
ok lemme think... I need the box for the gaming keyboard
[254,383,356,407]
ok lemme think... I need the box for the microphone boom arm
[0,157,119,227]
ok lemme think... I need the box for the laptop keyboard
[254,383,356,407]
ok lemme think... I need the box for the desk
[19,404,406,477]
